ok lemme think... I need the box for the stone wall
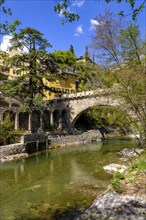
[0,143,25,159]
[49,130,102,147]
[0,130,102,160]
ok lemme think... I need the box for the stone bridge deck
[0,89,136,133]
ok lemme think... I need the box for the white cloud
[0,35,28,53]
[74,25,84,37]
[72,0,85,7]
[0,35,12,52]
[58,9,64,17]
[90,19,101,30]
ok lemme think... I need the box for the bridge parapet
[61,89,110,100]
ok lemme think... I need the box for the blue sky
[1,0,146,57]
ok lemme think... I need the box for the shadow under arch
[19,112,29,131]
[0,100,9,107]
[71,104,133,128]
[53,109,60,129]
[61,109,70,130]
[12,103,20,107]
[31,110,41,133]
[43,110,51,131]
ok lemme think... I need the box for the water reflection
[0,139,137,219]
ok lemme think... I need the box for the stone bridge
[0,89,135,133]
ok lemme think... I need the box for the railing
[61,88,107,99]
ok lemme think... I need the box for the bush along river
[0,138,142,220]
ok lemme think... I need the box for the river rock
[118,148,144,158]
[103,163,127,174]
[77,191,146,220]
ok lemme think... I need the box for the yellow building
[0,50,77,100]
[44,68,77,100]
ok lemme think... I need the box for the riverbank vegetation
[0,119,22,145]
[111,150,146,195]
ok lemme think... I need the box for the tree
[120,23,143,65]
[1,27,57,107]
[0,119,22,145]
[85,46,90,62]
[52,50,76,70]
[69,44,75,55]
[75,60,101,91]
[54,0,146,23]
[91,12,146,144]
[91,10,123,68]
[0,0,20,36]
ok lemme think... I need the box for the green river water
[0,138,137,220]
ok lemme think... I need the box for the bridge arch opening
[3,110,16,129]
[31,110,41,133]
[73,105,132,135]
[43,110,51,131]
[19,112,29,130]
[0,101,9,107]
[53,110,60,129]
[61,109,69,130]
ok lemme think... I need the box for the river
[0,138,137,220]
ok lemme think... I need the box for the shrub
[0,120,22,146]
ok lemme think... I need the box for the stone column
[0,113,3,122]
[50,112,54,128]
[39,113,43,131]
[15,113,19,130]
[58,113,62,130]
[28,113,32,132]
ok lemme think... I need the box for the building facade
[0,50,77,100]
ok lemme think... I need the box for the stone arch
[31,110,41,133]
[61,109,69,130]
[53,109,60,129]
[0,100,9,107]
[19,112,29,130]
[43,110,51,131]
[3,110,16,128]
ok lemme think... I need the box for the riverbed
[0,138,137,220]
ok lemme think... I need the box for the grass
[111,150,146,194]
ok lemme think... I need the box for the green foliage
[69,44,75,55]
[129,153,146,172]
[111,172,125,193]
[54,0,80,24]
[75,61,101,91]
[0,0,21,35]
[52,50,76,70]
[54,0,145,23]
[0,119,22,145]
[85,46,89,62]
[85,106,132,134]
[120,23,143,64]
[1,27,57,106]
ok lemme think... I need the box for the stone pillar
[50,112,54,128]
[0,113,3,122]
[15,113,19,130]
[28,113,32,132]
[39,113,43,131]
[58,113,62,130]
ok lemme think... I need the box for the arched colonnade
[0,100,69,133]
